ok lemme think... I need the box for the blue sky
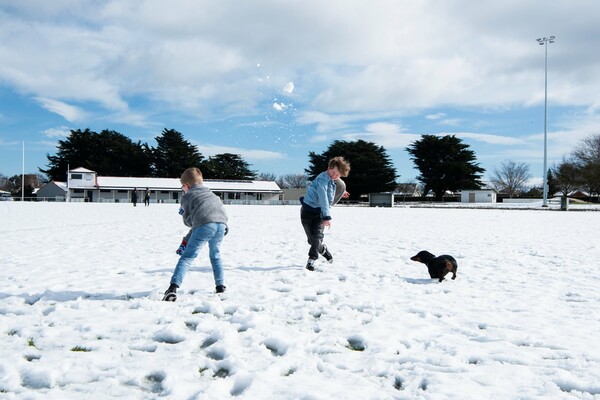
[1,1,599,185]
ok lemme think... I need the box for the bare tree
[256,172,277,181]
[279,173,309,189]
[0,173,9,192]
[572,133,600,198]
[490,160,530,198]
[551,158,581,196]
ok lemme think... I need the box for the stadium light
[536,36,555,207]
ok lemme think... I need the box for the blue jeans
[170,223,226,287]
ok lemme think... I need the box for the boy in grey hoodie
[163,167,228,301]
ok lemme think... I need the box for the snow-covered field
[1,202,599,399]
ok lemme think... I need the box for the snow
[282,82,294,94]
[1,202,599,399]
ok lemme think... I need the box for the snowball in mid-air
[273,102,287,111]
[282,82,294,94]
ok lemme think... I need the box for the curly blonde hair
[328,156,351,177]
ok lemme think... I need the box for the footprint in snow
[346,334,366,351]
[263,337,288,356]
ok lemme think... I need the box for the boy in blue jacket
[163,167,228,301]
[300,156,350,271]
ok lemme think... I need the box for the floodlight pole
[537,35,555,207]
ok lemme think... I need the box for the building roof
[38,181,67,193]
[53,181,67,191]
[93,176,281,192]
[70,167,96,173]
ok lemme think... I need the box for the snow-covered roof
[53,181,68,191]
[38,181,67,193]
[70,167,96,173]
[92,176,281,192]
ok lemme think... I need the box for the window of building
[71,174,82,180]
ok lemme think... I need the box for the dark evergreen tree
[41,129,152,180]
[152,129,204,177]
[406,135,484,201]
[94,130,152,177]
[201,153,256,180]
[306,139,397,200]
[546,168,558,198]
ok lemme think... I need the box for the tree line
[34,127,487,201]
[549,133,600,199]
[485,133,600,200]
[5,126,597,200]
[3,127,488,199]
[41,128,256,182]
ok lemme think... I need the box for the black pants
[301,206,326,260]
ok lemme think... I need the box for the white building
[36,181,68,201]
[460,189,497,203]
[66,167,283,204]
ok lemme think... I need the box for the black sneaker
[321,245,333,263]
[306,258,316,271]
[216,285,226,293]
[162,284,178,302]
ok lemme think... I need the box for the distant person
[144,187,151,206]
[162,167,229,301]
[300,156,350,271]
[132,188,138,207]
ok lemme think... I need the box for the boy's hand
[322,220,332,228]
[176,240,187,255]
[342,191,350,199]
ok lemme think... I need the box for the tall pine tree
[152,129,204,177]
[202,153,256,180]
[306,140,397,200]
[41,129,152,180]
[406,135,484,200]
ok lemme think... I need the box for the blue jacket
[301,171,336,220]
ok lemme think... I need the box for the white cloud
[2,1,600,180]
[35,98,88,123]
[2,1,599,121]
[426,113,447,120]
[342,122,420,149]
[453,132,526,145]
[195,144,285,161]
[42,126,71,138]
[438,118,461,127]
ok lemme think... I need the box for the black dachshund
[410,251,458,282]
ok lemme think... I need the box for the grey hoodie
[180,184,228,242]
